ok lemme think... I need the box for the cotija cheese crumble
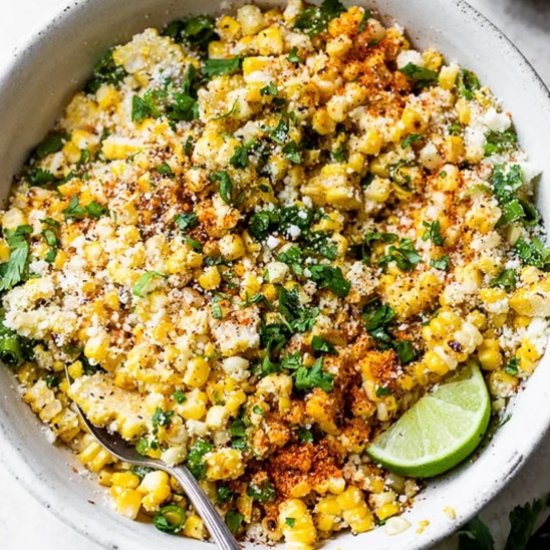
[1,0,549,547]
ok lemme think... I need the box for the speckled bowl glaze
[1,1,550,549]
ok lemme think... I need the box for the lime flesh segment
[366,362,491,478]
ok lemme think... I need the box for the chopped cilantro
[133,271,166,297]
[42,228,58,264]
[375,386,392,397]
[27,168,60,187]
[174,212,199,233]
[225,510,244,535]
[173,390,186,404]
[490,269,517,291]
[283,140,302,164]
[217,485,234,504]
[311,335,337,355]
[0,225,32,291]
[35,132,67,160]
[287,47,302,64]
[152,407,173,434]
[285,517,296,528]
[278,286,319,333]
[44,374,60,389]
[294,0,346,37]
[298,427,314,443]
[153,504,185,534]
[203,57,242,77]
[484,127,518,156]
[457,68,481,100]
[399,63,438,88]
[379,238,422,271]
[186,438,213,479]
[247,481,276,503]
[163,14,218,54]
[85,49,128,93]
[422,220,445,246]
[515,237,550,270]
[402,134,422,148]
[504,357,519,377]
[458,516,494,550]
[309,265,350,297]
[357,9,371,32]
[430,255,450,271]
[294,357,334,392]
[210,170,240,206]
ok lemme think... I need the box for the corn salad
[1,1,548,547]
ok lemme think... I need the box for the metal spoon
[65,367,241,550]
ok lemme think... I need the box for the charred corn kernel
[456,98,471,124]
[423,348,454,375]
[477,338,502,370]
[401,108,426,133]
[326,34,353,58]
[436,164,460,191]
[183,357,210,389]
[445,136,464,163]
[198,266,221,290]
[438,64,459,90]
[114,489,142,520]
[237,4,266,35]
[306,390,338,435]
[279,499,317,550]
[510,281,550,317]
[217,15,241,40]
[364,177,392,203]
[111,471,140,489]
[183,514,207,540]
[518,338,542,373]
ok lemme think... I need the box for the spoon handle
[167,463,241,550]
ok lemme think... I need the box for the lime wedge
[367,362,491,478]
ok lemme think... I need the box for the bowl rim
[1,1,550,549]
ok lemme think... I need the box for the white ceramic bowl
[1,1,550,549]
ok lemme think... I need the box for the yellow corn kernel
[218,233,246,260]
[467,310,487,331]
[423,349,452,376]
[111,471,140,489]
[489,370,518,398]
[401,108,427,134]
[84,330,110,363]
[326,34,353,58]
[364,177,392,203]
[480,287,507,305]
[207,41,226,59]
[338,487,375,534]
[513,314,531,329]
[237,4,266,35]
[456,98,471,125]
[217,15,241,40]
[438,64,459,90]
[205,448,245,480]
[306,390,338,435]
[67,360,84,379]
[279,499,317,550]
[445,136,464,163]
[96,83,120,110]
[312,108,337,136]
[113,488,142,520]
[518,338,542,374]
[423,48,443,71]
[183,357,211,389]
[477,338,502,371]
[62,141,81,164]
[198,266,221,290]
[257,25,284,55]
[357,129,383,156]
[376,502,401,521]
[179,389,207,420]
[184,514,207,540]
[436,164,460,191]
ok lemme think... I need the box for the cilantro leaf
[294,357,334,392]
[485,127,518,156]
[504,499,545,550]
[186,439,213,479]
[278,286,319,333]
[311,335,337,355]
[458,517,495,550]
[399,63,438,88]
[210,170,240,206]
[133,271,166,297]
[174,212,199,233]
[430,256,450,271]
[379,238,422,271]
[0,225,32,291]
[34,132,67,160]
[422,220,445,246]
[294,0,346,37]
[85,49,128,94]
[515,237,550,270]
[283,141,302,164]
[164,14,218,54]
[247,481,276,503]
[490,269,517,291]
[288,47,302,64]
[402,134,422,149]
[225,510,244,535]
[457,69,481,100]
[203,57,242,77]
[309,264,351,297]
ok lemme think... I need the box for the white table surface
[1,1,550,549]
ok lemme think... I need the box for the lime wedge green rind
[366,362,491,478]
